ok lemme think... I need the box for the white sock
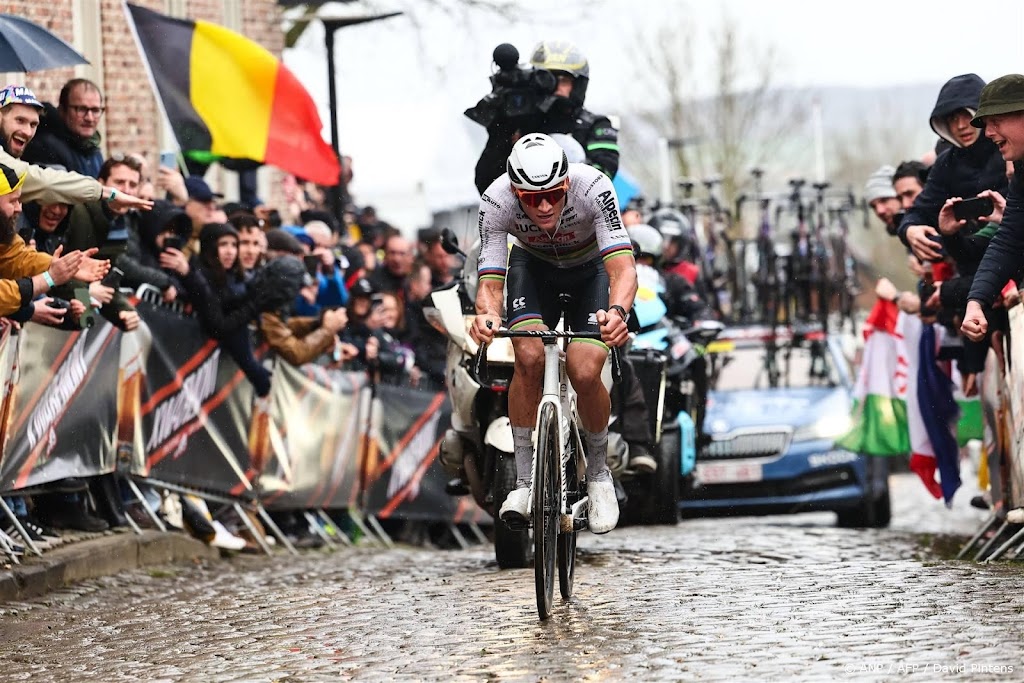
[512,426,534,489]
[582,427,611,482]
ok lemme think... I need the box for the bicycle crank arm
[562,497,589,532]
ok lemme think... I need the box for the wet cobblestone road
[2,474,1023,682]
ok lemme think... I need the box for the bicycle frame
[526,338,590,532]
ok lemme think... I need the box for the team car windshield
[710,344,845,391]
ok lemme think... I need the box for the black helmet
[529,40,589,109]
[249,256,311,313]
[649,208,698,263]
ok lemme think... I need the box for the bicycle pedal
[501,512,531,531]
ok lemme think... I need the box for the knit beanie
[864,165,897,204]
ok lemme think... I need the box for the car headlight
[792,413,853,442]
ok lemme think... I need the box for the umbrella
[0,14,88,72]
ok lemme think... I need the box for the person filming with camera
[471,41,619,194]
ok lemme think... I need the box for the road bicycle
[474,305,622,620]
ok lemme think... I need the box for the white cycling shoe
[587,476,619,534]
[499,487,531,528]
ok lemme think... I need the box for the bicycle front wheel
[534,402,559,620]
[558,423,582,599]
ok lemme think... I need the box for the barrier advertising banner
[0,322,121,491]
[362,384,490,524]
[134,300,257,497]
[258,362,366,510]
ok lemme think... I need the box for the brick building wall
[0,0,284,194]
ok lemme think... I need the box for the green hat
[971,74,1024,127]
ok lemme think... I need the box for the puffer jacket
[0,233,52,316]
[897,75,1009,247]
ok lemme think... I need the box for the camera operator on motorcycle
[470,134,637,534]
[472,41,619,195]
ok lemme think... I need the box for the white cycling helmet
[507,133,569,191]
[627,223,664,260]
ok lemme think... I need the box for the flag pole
[121,2,183,161]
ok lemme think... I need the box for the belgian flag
[125,3,340,186]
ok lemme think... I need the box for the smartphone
[163,235,184,252]
[73,287,95,329]
[953,196,995,221]
[101,266,124,289]
[159,150,178,170]
[303,254,320,277]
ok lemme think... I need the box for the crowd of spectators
[865,73,1024,520]
[0,78,455,553]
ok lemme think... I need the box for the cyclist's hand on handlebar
[470,314,502,345]
[597,309,629,347]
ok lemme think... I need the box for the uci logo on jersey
[512,297,527,311]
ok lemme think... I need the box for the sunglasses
[515,180,568,209]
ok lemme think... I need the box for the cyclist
[471,133,637,534]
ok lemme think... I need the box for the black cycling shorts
[505,246,609,345]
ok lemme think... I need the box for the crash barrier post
[0,286,490,556]
[960,302,1024,561]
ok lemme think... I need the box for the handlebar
[473,325,623,385]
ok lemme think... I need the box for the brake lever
[474,320,491,383]
[610,346,622,385]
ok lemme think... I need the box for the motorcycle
[422,229,529,568]
[619,263,724,524]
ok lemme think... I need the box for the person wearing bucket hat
[897,74,1009,264]
[962,74,1024,343]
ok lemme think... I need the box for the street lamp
[285,5,402,219]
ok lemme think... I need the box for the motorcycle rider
[628,223,712,322]
[471,134,637,534]
[473,41,619,194]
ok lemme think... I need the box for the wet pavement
[1,473,1022,682]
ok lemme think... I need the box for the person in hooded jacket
[13,200,87,328]
[126,199,192,301]
[897,73,1009,268]
[161,222,272,396]
[894,74,1011,376]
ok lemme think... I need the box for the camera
[49,297,70,311]
[464,44,566,129]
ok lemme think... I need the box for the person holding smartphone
[127,199,193,302]
[898,74,1009,265]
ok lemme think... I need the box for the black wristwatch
[609,304,630,322]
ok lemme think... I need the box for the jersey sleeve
[476,181,512,282]
[584,171,633,262]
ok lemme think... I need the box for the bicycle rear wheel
[534,402,559,620]
[558,424,582,599]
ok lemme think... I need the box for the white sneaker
[210,521,248,551]
[499,487,530,527]
[587,477,619,534]
[1007,508,1024,525]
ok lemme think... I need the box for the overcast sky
[283,0,1024,226]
